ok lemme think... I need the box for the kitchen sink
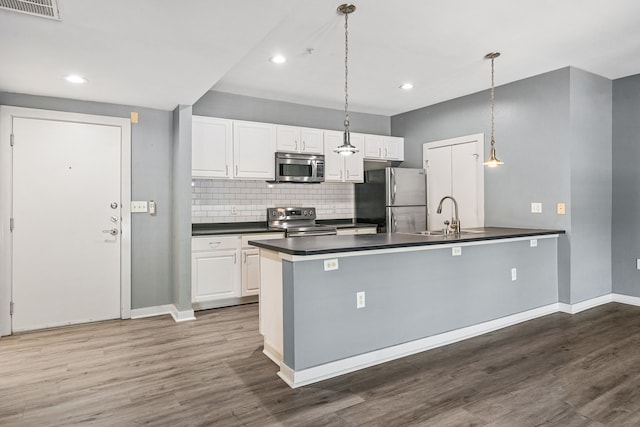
[411,229,485,236]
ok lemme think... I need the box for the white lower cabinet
[192,236,240,303]
[192,233,283,307]
[241,249,260,296]
[336,227,377,236]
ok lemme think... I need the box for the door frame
[0,106,132,336]
[423,133,485,228]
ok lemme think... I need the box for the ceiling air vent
[0,0,60,20]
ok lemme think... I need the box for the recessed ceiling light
[400,83,414,90]
[270,55,287,64]
[65,75,88,84]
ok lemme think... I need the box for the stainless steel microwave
[272,152,325,183]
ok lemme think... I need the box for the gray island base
[250,227,564,388]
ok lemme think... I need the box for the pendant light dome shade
[333,4,359,156]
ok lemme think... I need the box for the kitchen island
[250,227,564,388]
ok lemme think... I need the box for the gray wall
[612,74,640,297]
[194,91,391,136]
[0,92,174,309]
[568,69,612,303]
[283,238,558,370]
[391,67,613,304]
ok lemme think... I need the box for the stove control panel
[267,207,317,221]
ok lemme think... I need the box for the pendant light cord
[344,10,350,131]
[490,56,495,148]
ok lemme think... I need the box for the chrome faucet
[436,196,460,235]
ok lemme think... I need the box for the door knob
[103,228,119,236]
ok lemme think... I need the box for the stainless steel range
[267,207,337,237]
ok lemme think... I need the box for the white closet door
[452,142,481,227]
[425,145,452,230]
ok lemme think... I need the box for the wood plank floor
[2,302,640,426]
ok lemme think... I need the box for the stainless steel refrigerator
[355,167,427,233]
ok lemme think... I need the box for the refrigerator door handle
[390,169,396,205]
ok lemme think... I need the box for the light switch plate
[131,201,148,213]
[452,247,462,256]
[530,239,538,247]
[531,202,542,213]
[557,203,566,215]
[356,291,365,308]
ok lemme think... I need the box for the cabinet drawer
[241,233,284,248]
[192,235,240,252]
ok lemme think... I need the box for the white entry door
[11,116,123,332]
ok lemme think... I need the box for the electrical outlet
[356,291,365,308]
[530,239,538,247]
[231,206,238,215]
[531,202,542,213]
[131,201,148,213]
[452,247,462,256]
[324,259,339,271]
[557,203,566,215]
[149,200,156,215]
[511,268,517,281]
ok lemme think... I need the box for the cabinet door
[276,125,300,152]
[300,128,324,154]
[356,227,377,235]
[323,131,345,182]
[192,249,240,303]
[364,134,383,159]
[233,121,276,179]
[344,134,364,182]
[241,248,260,296]
[336,228,358,236]
[383,136,404,161]
[192,116,233,178]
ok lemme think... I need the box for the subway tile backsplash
[192,179,355,223]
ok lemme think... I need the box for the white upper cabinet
[233,121,276,179]
[276,125,324,154]
[364,134,384,158]
[383,136,404,160]
[323,131,364,183]
[192,116,233,178]
[192,116,392,181]
[364,134,404,161]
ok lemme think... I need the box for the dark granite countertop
[248,227,565,256]
[192,220,377,236]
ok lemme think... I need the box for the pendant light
[334,4,359,156]
[483,52,504,167]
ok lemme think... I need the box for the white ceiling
[2,0,640,116]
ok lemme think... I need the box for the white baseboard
[130,304,175,319]
[131,304,195,322]
[612,293,640,306]
[170,305,196,322]
[279,302,559,388]
[558,294,613,314]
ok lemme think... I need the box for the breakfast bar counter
[253,227,564,388]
